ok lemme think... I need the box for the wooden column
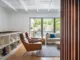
[60,0,64,60]
[61,0,80,60]
[68,0,71,60]
[78,0,80,60]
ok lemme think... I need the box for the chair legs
[23,50,41,56]
[23,52,27,56]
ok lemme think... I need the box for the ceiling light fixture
[48,7,50,11]
[19,0,28,12]
[1,0,16,11]
[37,9,39,12]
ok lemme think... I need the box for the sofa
[46,33,60,44]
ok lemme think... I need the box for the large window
[55,18,60,33]
[43,18,54,38]
[30,18,41,38]
[30,18,60,38]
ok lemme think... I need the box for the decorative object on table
[2,47,8,56]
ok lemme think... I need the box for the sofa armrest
[46,33,50,40]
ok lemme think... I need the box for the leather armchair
[19,33,42,52]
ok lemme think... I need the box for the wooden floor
[7,44,60,60]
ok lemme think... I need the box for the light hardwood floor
[7,44,60,60]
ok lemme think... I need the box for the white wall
[0,7,8,31]
[8,11,60,32]
[0,6,60,32]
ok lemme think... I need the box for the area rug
[25,45,60,57]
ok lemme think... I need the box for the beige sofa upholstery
[46,33,60,44]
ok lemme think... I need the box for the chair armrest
[31,38,41,41]
[31,38,40,39]
[29,42,42,44]
[27,43,42,47]
[29,39,42,43]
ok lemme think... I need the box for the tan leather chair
[25,32,42,43]
[19,33,42,52]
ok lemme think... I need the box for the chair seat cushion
[32,42,42,44]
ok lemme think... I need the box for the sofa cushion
[50,34,55,38]
[48,38,60,41]
[55,33,60,38]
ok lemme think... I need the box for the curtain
[60,0,80,60]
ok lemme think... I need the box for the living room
[0,0,60,60]
[0,0,80,60]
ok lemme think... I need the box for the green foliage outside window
[32,18,60,33]
[56,18,60,32]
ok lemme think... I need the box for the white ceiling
[0,0,60,12]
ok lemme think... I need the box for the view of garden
[30,18,60,38]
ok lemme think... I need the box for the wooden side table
[41,38,45,44]
[55,41,60,49]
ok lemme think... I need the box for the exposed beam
[36,0,40,12]
[48,0,52,11]
[1,0,16,11]
[48,7,50,11]
[19,0,28,12]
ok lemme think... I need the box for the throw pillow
[50,34,55,38]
